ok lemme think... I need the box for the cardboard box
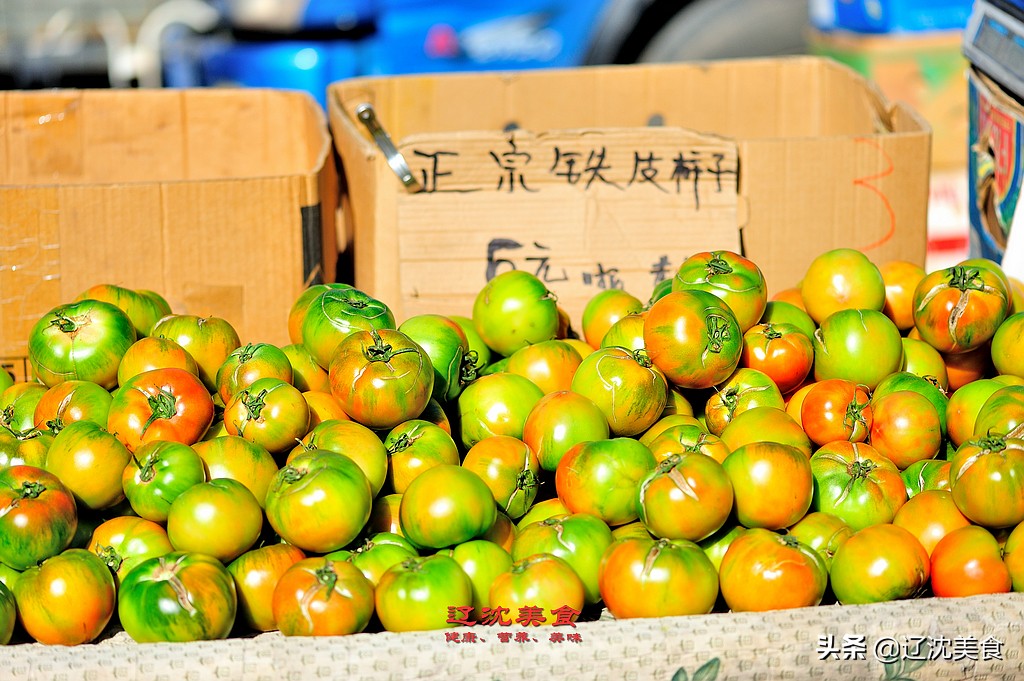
[0,89,337,382]
[808,28,968,170]
[328,57,930,324]
[968,67,1024,272]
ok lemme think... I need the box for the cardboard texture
[329,57,931,324]
[0,89,337,382]
[968,67,1024,274]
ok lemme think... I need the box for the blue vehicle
[162,0,809,108]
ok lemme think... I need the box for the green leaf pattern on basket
[673,657,720,681]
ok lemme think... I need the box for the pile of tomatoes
[1,247,1024,646]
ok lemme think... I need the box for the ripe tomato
[117,336,200,386]
[992,311,1024,378]
[914,262,1011,354]
[296,419,388,496]
[33,380,112,435]
[0,581,12,645]
[228,542,306,633]
[759,300,816,338]
[973,384,1024,438]
[868,390,943,469]
[800,378,872,446]
[891,489,971,556]
[457,373,544,450]
[812,309,903,390]
[472,270,560,356]
[810,441,906,530]
[0,425,51,469]
[300,287,395,370]
[722,442,812,530]
[643,290,742,389]
[719,528,827,611]
[215,343,293,405]
[265,450,372,553]
[87,515,174,587]
[517,497,570,531]
[879,260,927,332]
[740,322,814,395]
[511,513,612,606]
[599,312,647,352]
[0,465,77,570]
[900,337,950,391]
[636,453,733,542]
[0,382,47,433]
[482,511,517,553]
[368,493,403,536]
[786,511,852,571]
[151,314,241,392]
[949,434,1024,528]
[118,552,237,642]
[75,283,170,337]
[224,377,310,455]
[582,289,645,350]
[522,391,610,472]
[599,537,718,618]
[191,435,279,509]
[383,419,460,494]
[673,250,768,332]
[930,525,1011,597]
[272,557,375,636]
[829,524,930,605]
[375,554,473,632]
[281,343,331,393]
[28,299,136,389]
[506,340,583,395]
[946,378,1004,447]
[122,440,207,523]
[45,420,132,511]
[555,438,657,526]
[14,548,115,645]
[646,423,731,464]
[569,347,667,437]
[719,406,812,458]
[399,313,472,402]
[166,478,263,563]
[703,367,785,436]
[488,553,585,623]
[462,436,540,519]
[1002,520,1024,591]
[799,248,885,324]
[873,371,949,439]
[399,464,496,549]
[943,344,994,391]
[108,367,215,452]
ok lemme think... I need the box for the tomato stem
[947,266,984,292]
[706,253,733,276]
[139,455,158,483]
[387,433,412,454]
[316,561,338,600]
[49,310,79,334]
[280,465,305,484]
[762,324,782,341]
[45,417,64,436]
[244,389,269,421]
[18,481,45,499]
[238,343,257,363]
[95,545,123,573]
[460,351,479,385]
[141,388,178,437]
[705,314,733,354]
[633,348,653,368]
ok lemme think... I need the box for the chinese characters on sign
[442,605,583,644]
[816,634,1005,663]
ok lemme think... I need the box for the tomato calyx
[315,561,339,599]
[280,465,306,484]
[705,314,733,354]
[842,396,870,436]
[632,348,653,369]
[45,417,65,436]
[761,324,783,341]
[142,388,178,436]
[242,389,270,421]
[975,434,1008,454]
[386,433,415,454]
[706,253,734,277]
[49,310,80,335]
[365,330,416,364]
[947,266,985,292]
[847,459,878,480]
[237,343,258,363]
[17,481,45,500]
[95,545,123,573]
[460,351,480,385]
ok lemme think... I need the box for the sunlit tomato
[516,497,570,531]
[458,373,544,450]
[511,513,612,605]
[166,478,263,563]
[931,525,1011,597]
[215,343,293,405]
[915,263,1011,354]
[704,367,785,436]
[295,419,388,496]
[722,442,812,530]
[122,440,207,523]
[522,391,610,472]
[879,260,927,332]
[639,413,704,448]
[375,554,473,632]
[599,537,718,618]
[14,548,115,645]
[829,524,930,605]
[800,248,885,325]
[719,406,812,458]
[1002,520,1024,591]
[0,581,13,645]
[947,378,1004,447]
[673,250,767,332]
[383,419,460,494]
[265,450,372,553]
[992,311,1024,379]
[570,347,667,437]
[287,283,354,345]
[118,552,237,642]
[719,528,827,611]
[400,464,496,549]
[272,557,375,636]
[636,453,733,542]
[943,344,994,391]
[368,493,403,536]
[555,438,657,526]
[0,465,77,570]
[472,270,560,356]
[759,300,816,338]
[812,308,903,390]
[398,313,471,402]
[771,286,806,308]
[87,515,173,587]
[740,322,814,395]
[45,420,132,511]
[462,436,540,519]
[151,314,241,392]
[786,511,852,571]
[784,381,815,428]
[33,380,112,435]
[482,511,517,553]
[228,542,306,633]
[874,371,949,437]
[891,489,971,556]
[868,390,942,469]
[278,344,330,394]
[660,385,695,419]
[488,553,585,624]
[328,329,433,431]
[445,539,512,617]
[28,299,136,389]
[599,313,647,352]
[0,382,47,433]
[899,337,949,390]
[582,289,645,350]
[646,423,730,465]
[901,459,952,498]
[108,367,214,452]
[810,441,906,530]
[506,340,582,395]
[302,390,349,428]
[224,377,310,455]
[117,336,200,386]
[0,424,51,469]
[973,384,1024,438]
[191,436,278,508]
[348,533,419,585]
[644,290,742,389]
[300,287,395,370]
[949,434,1024,528]
[450,315,492,375]
[75,283,170,338]
[800,378,872,446]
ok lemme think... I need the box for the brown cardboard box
[328,57,931,325]
[808,28,968,171]
[0,89,337,382]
